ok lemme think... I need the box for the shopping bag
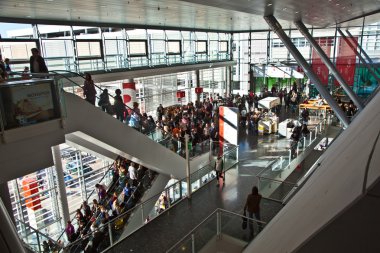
[242,212,247,230]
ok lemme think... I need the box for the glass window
[220,41,228,52]
[76,40,102,59]
[129,40,147,56]
[196,40,207,54]
[168,40,181,55]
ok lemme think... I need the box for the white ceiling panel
[0,0,379,31]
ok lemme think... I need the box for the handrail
[166,208,266,253]
[15,217,60,249]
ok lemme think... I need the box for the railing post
[191,233,195,253]
[108,222,113,246]
[209,139,213,162]
[216,209,221,239]
[141,204,145,224]
[185,134,192,199]
[303,137,306,150]
[36,231,41,253]
[310,131,312,143]
[288,149,291,165]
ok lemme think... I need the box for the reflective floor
[107,111,339,253]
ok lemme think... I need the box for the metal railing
[15,218,62,253]
[166,208,266,253]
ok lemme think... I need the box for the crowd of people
[55,156,156,253]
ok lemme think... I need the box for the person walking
[83,73,97,105]
[244,186,263,237]
[214,156,224,186]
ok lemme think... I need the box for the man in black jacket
[30,48,48,73]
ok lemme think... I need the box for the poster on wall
[335,37,358,86]
[311,37,333,85]
[12,82,56,126]
[0,80,58,129]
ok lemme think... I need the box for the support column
[265,15,350,128]
[225,66,231,96]
[0,182,15,224]
[195,69,201,102]
[337,29,380,84]
[51,146,70,226]
[295,21,364,111]
[122,79,136,109]
[185,134,191,199]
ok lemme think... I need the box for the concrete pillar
[265,15,350,128]
[294,21,364,111]
[51,146,70,226]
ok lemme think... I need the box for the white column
[51,146,70,226]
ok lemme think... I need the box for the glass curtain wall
[232,20,380,96]
[7,145,111,239]
[0,24,231,73]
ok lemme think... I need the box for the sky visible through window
[0,23,30,38]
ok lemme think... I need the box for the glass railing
[166,208,266,253]
[16,218,62,253]
[257,117,336,202]
[59,145,238,252]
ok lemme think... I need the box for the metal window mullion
[78,151,88,200]
[46,167,61,224]
[100,28,107,70]
[71,26,79,72]
[180,31,185,64]
[164,30,169,65]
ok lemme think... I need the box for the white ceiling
[0,0,379,31]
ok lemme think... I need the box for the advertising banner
[311,37,333,85]
[335,37,358,86]
[0,80,58,129]
[11,82,55,126]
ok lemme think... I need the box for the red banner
[334,37,358,86]
[311,37,332,85]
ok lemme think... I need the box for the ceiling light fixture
[295,11,299,13]
[267,3,272,6]
[336,3,340,5]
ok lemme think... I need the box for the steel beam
[337,28,380,84]
[265,15,350,128]
[295,21,364,111]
